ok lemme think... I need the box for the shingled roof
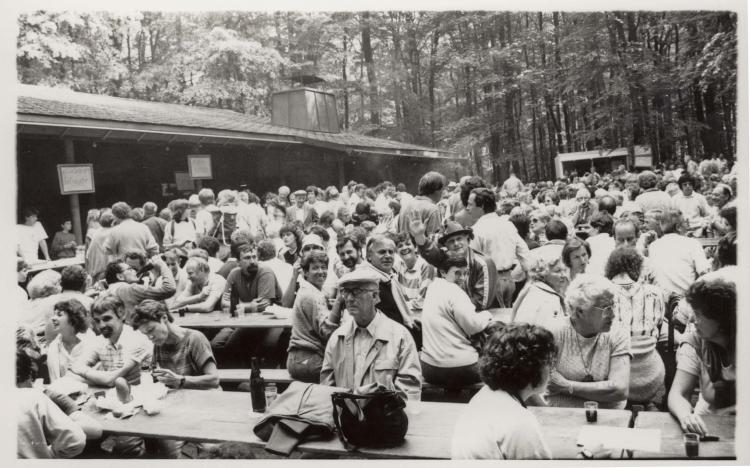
[17,84,458,158]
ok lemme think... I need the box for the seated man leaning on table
[170,256,226,313]
[68,294,153,457]
[320,269,422,399]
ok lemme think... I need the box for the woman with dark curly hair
[605,247,665,409]
[668,267,736,436]
[46,299,96,382]
[451,322,556,459]
[278,224,303,265]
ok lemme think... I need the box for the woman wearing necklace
[668,267,736,436]
[605,247,666,410]
[46,299,96,382]
[451,322,557,459]
[545,274,632,409]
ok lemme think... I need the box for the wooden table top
[85,388,637,459]
[27,257,85,273]
[173,311,292,329]
[633,411,735,459]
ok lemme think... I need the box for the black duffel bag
[331,389,408,450]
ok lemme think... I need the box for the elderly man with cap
[286,189,317,228]
[466,187,532,307]
[320,269,422,399]
[409,217,498,310]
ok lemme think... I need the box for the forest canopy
[17,11,737,183]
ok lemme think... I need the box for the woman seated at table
[451,322,556,459]
[46,299,97,382]
[668,267,736,436]
[287,251,342,383]
[132,299,219,390]
[420,257,492,387]
[511,252,568,330]
[561,237,590,282]
[604,247,665,410]
[170,257,227,313]
[545,274,631,409]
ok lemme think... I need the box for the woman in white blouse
[46,299,95,382]
[511,252,568,330]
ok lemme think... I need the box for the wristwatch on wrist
[179,376,186,389]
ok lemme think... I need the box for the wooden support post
[64,139,83,244]
[337,153,345,188]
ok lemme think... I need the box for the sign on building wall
[57,164,95,194]
[188,154,213,179]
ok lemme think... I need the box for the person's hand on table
[715,405,735,416]
[679,412,708,437]
[237,298,269,315]
[65,241,77,249]
[577,441,611,459]
[153,368,182,388]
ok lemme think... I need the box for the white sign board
[634,155,653,167]
[188,154,213,179]
[57,164,95,194]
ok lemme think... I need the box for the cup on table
[684,433,700,458]
[406,390,422,415]
[584,401,598,423]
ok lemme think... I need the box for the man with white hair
[277,186,291,207]
[171,257,226,313]
[570,188,598,228]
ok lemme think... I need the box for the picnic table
[174,308,293,329]
[633,411,735,459]
[27,256,85,274]
[85,388,646,459]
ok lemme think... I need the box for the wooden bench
[218,368,483,392]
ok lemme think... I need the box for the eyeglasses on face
[339,287,375,298]
[593,305,614,314]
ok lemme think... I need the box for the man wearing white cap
[320,269,422,399]
[286,190,317,228]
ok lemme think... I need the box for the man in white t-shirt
[17,207,51,264]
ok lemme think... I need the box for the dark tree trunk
[361,12,380,125]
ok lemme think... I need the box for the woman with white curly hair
[20,270,63,349]
[546,274,632,409]
[510,252,568,331]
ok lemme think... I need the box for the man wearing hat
[286,190,317,229]
[320,269,422,399]
[408,217,498,310]
[466,188,532,307]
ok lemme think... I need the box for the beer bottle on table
[250,358,266,412]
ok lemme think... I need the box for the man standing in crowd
[635,171,672,214]
[17,207,51,264]
[287,190,317,228]
[321,269,422,399]
[141,202,167,249]
[397,171,446,239]
[69,295,152,457]
[466,187,531,307]
[409,217,497,310]
[86,210,115,281]
[104,255,176,324]
[501,171,524,197]
[104,202,159,258]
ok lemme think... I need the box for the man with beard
[409,218,498,310]
[322,234,363,298]
[69,294,152,457]
[212,243,283,367]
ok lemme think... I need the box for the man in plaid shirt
[69,294,152,457]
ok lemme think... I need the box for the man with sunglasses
[320,269,422,399]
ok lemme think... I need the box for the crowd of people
[16,155,738,459]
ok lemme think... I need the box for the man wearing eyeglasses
[103,256,176,325]
[320,269,422,399]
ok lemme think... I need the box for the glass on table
[406,390,422,415]
[684,433,699,458]
[584,401,598,423]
